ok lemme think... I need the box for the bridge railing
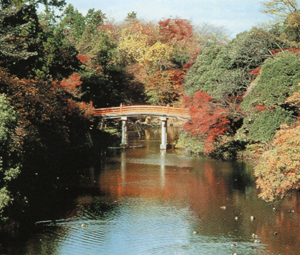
[94,105,190,118]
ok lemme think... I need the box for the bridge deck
[94,105,190,119]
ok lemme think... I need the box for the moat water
[3,127,300,254]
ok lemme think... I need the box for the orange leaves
[77,54,93,66]
[60,73,82,91]
[255,123,300,201]
[56,73,94,119]
[183,90,230,153]
[78,101,94,118]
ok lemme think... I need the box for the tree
[0,0,67,77]
[59,4,85,44]
[117,22,159,66]
[59,5,133,107]
[73,8,106,54]
[239,51,300,143]
[0,0,66,10]
[184,28,275,101]
[181,28,280,156]
[78,27,127,107]
[262,0,298,19]
[117,18,200,105]
[254,123,300,201]
[125,11,137,22]
[183,90,230,153]
[0,3,41,77]
[35,11,81,79]
[262,0,300,47]
[158,18,193,42]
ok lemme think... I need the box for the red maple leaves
[159,18,193,42]
[183,90,230,153]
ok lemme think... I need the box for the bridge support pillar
[160,117,168,150]
[120,117,128,148]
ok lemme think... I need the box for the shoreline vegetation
[2,0,300,239]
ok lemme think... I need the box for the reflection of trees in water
[98,149,300,255]
[15,140,300,255]
[227,161,254,193]
[99,154,233,216]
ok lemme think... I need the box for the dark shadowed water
[3,127,300,255]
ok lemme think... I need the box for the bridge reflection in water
[94,105,191,150]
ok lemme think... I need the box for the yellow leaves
[118,27,149,63]
[118,26,174,68]
[143,42,172,66]
[286,8,300,28]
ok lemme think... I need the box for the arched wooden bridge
[94,105,191,150]
[93,105,191,119]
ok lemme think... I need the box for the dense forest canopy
[2,0,300,234]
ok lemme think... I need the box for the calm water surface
[7,128,300,254]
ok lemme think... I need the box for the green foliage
[31,12,81,79]
[60,4,85,43]
[126,11,137,21]
[184,28,274,101]
[184,44,223,97]
[0,94,18,143]
[0,3,41,77]
[0,1,79,79]
[80,70,125,108]
[70,7,106,53]
[239,51,300,143]
[78,29,127,107]
[177,132,245,159]
[211,139,246,159]
[0,94,22,221]
[228,28,275,68]
[239,107,295,143]
[242,51,300,109]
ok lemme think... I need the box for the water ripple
[31,197,270,255]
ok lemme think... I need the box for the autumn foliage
[0,69,93,150]
[116,18,199,105]
[57,73,94,119]
[255,123,300,201]
[159,18,193,42]
[183,90,230,153]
